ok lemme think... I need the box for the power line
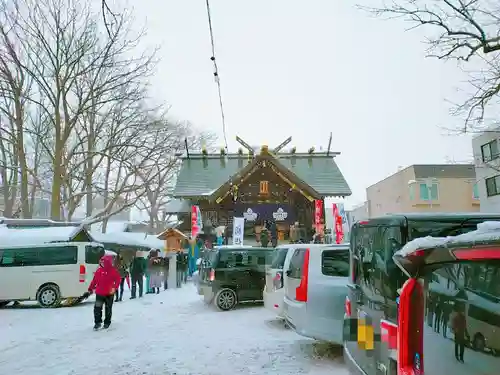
[205,0,229,152]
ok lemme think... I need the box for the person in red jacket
[87,255,121,330]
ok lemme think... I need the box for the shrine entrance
[210,146,318,244]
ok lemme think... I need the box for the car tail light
[79,264,86,283]
[273,271,283,290]
[345,296,351,317]
[209,269,215,282]
[380,319,398,350]
[398,278,424,375]
[453,247,500,260]
[295,248,310,302]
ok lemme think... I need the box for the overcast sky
[131,0,474,209]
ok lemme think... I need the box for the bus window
[408,220,478,240]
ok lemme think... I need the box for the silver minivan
[283,243,350,344]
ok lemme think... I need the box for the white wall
[472,128,500,213]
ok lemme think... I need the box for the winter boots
[115,290,123,302]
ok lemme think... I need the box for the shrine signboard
[233,204,295,223]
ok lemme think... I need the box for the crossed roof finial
[235,136,292,154]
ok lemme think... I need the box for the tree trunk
[85,133,94,217]
[14,91,31,218]
[101,155,112,233]
[51,138,63,220]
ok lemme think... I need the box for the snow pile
[0,226,85,247]
[0,286,348,375]
[396,220,500,257]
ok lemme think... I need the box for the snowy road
[0,285,348,375]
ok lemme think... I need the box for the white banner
[232,217,244,246]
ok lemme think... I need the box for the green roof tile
[173,153,351,198]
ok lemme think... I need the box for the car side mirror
[286,269,292,276]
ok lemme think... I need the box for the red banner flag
[191,205,199,238]
[332,203,344,244]
[314,199,323,233]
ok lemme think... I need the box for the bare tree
[363,0,500,129]
[0,0,37,218]
[7,0,156,219]
[133,116,217,232]
[0,118,18,217]
[0,0,208,226]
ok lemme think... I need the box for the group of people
[128,249,189,298]
[85,249,190,330]
[427,295,468,363]
[260,220,278,247]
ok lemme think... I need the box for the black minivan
[344,213,500,375]
[199,246,273,311]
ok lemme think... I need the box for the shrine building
[169,136,351,242]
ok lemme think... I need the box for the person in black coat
[179,251,188,283]
[269,220,278,247]
[114,254,128,302]
[434,297,442,333]
[129,252,146,299]
[163,256,170,290]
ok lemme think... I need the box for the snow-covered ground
[0,284,348,375]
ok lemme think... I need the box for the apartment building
[366,164,479,217]
[349,202,369,223]
[472,128,500,212]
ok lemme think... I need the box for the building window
[481,140,500,162]
[419,183,439,201]
[409,184,415,200]
[485,175,500,197]
[473,183,480,199]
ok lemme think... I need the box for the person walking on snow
[114,254,128,302]
[163,255,170,290]
[176,250,183,288]
[148,249,163,294]
[130,251,146,299]
[180,251,188,283]
[452,304,468,363]
[87,255,121,330]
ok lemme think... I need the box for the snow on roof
[0,226,89,247]
[91,221,129,233]
[91,231,164,250]
[396,221,500,257]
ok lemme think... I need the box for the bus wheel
[37,284,61,308]
[472,333,486,352]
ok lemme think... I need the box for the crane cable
[205,0,229,153]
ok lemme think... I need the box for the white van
[264,244,322,318]
[283,243,349,344]
[0,242,105,307]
